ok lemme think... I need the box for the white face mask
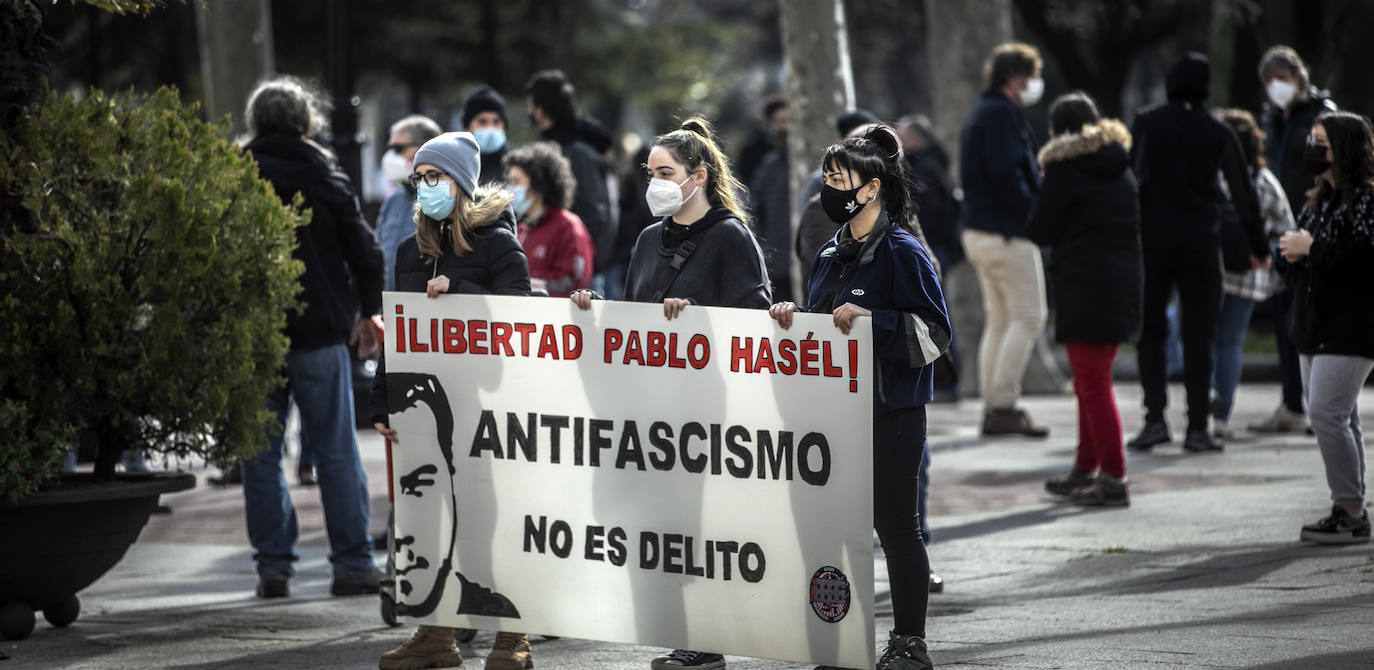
[1019,77,1045,107]
[1267,79,1298,109]
[381,150,410,185]
[645,173,700,218]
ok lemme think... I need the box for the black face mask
[821,183,869,224]
[1304,143,1332,175]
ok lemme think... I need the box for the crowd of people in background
[221,35,1372,670]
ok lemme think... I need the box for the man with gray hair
[239,76,385,599]
[376,114,443,291]
[1252,45,1338,435]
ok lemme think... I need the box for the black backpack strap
[653,240,698,302]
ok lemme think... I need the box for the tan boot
[486,631,533,669]
[379,625,463,670]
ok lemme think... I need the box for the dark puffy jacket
[1261,89,1339,215]
[805,215,951,416]
[1283,186,1374,359]
[369,192,529,426]
[1026,119,1143,344]
[541,124,614,272]
[246,133,383,350]
[623,207,771,309]
[958,90,1040,238]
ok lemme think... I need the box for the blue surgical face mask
[416,180,457,219]
[510,184,532,217]
[472,127,507,154]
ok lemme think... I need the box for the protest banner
[382,292,874,668]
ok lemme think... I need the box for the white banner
[383,292,874,668]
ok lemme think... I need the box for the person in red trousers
[1026,92,1143,507]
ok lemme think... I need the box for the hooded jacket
[1130,55,1266,255]
[958,90,1041,238]
[245,133,384,351]
[541,122,614,270]
[623,206,771,309]
[1262,88,1339,216]
[805,214,951,416]
[369,186,530,426]
[1026,119,1143,344]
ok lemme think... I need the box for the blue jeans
[1211,293,1257,421]
[242,344,374,580]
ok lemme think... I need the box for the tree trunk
[194,0,274,136]
[779,0,855,301]
[924,0,1067,399]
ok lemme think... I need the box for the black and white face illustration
[388,373,519,620]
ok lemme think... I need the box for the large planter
[0,471,196,640]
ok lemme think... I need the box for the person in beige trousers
[957,42,1052,438]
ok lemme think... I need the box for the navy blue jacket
[805,215,951,416]
[959,90,1041,238]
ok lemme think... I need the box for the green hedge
[0,86,304,500]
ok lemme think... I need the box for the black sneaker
[255,577,288,599]
[1300,505,1372,544]
[1045,467,1097,497]
[650,650,726,669]
[1127,420,1170,451]
[1070,476,1130,507]
[297,462,317,486]
[928,571,944,594]
[330,568,381,596]
[876,631,933,670]
[1182,429,1224,453]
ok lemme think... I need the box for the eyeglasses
[409,170,449,189]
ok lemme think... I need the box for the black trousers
[1137,245,1222,432]
[874,406,930,638]
[1270,289,1306,414]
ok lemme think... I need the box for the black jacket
[369,195,530,426]
[1026,119,1143,344]
[1262,89,1338,216]
[246,133,384,351]
[958,90,1040,238]
[907,143,961,263]
[623,207,771,309]
[541,123,614,271]
[1283,186,1374,359]
[748,148,793,300]
[1130,59,1265,255]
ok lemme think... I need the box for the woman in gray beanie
[371,131,533,670]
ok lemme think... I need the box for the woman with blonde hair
[370,131,532,670]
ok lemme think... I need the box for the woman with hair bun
[571,116,768,670]
[771,123,951,670]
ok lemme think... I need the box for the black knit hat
[461,86,507,128]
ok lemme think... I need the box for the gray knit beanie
[413,131,481,200]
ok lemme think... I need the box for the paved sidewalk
[3,382,1372,669]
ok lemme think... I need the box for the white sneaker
[1212,419,1234,440]
[1248,405,1307,434]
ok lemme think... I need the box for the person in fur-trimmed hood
[1027,92,1143,508]
[371,131,533,670]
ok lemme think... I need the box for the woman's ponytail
[653,116,751,228]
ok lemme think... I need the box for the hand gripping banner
[383,292,874,668]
